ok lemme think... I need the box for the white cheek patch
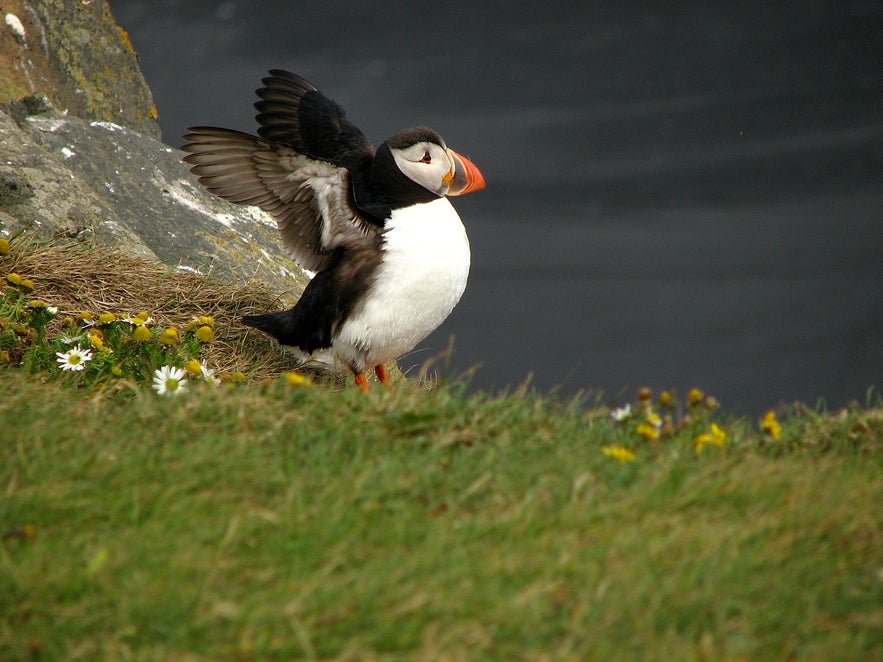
[392,145,448,196]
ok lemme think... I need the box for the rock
[0,100,309,294]
[0,0,309,299]
[1,0,160,139]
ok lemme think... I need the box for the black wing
[255,70,374,171]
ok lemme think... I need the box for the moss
[0,74,28,105]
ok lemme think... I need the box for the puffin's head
[382,127,485,199]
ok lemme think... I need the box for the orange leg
[354,373,370,392]
[374,364,394,389]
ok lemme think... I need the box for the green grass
[1,370,881,661]
[1,235,881,659]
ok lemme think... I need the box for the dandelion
[184,359,203,376]
[88,331,105,349]
[761,410,782,440]
[132,325,152,342]
[27,300,57,317]
[635,421,660,441]
[186,359,221,386]
[687,388,705,407]
[601,445,636,463]
[0,238,9,255]
[56,345,93,371]
[159,327,179,345]
[195,325,214,342]
[610,404,632,421]
[285,371,313,387]
[152,365,188,396]
[658,390,676,409]
[693,422,728,455]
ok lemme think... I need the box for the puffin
[181,70,485,391]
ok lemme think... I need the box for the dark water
[111,0,883,413]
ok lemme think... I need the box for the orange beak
[446,149,486,196]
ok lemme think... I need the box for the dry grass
[3,235,300,380]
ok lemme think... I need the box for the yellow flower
[635,421,660,441]
[132,325,152,342]
[195,325,214,342]
[761,410,782,440]
[27,299,46,308]
[694,423,728,454]
[20,279,34,290]
[230,371,246,383]
[159,327,179,345]
[88,332,105,349]
[658,391,676,409]
[0,238,10,255]
[601,445,636,463]
[134,311,151,323]
[197,315,214,327]
[5,272,21,286]
[76,311,94,324]
[0,350,11,364]
[687,388,705,407]
[184,359,203,376]
[645,412,663,428]
[97,312,117,325]
[285,371,313,387]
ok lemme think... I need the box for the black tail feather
[242,309,298,345]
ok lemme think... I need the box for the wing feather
[182,126,377,273]
[254,70,374,170]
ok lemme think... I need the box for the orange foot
[354,373,370,392]
[374,364,394,390]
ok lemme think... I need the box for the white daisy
[200,362,221,386]
[121,313,154,326]
[152,365,188,396]
[610,404,632,422]
[56,345,92,371]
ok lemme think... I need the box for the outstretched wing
[254,70,374,171]
[182,126,377,273]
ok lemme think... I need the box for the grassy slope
[1,371,881,661]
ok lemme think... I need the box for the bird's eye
[420,151,432,163]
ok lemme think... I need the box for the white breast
[331,197,471,372]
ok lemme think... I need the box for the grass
[1,237,881,660]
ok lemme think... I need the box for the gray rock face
[0,99,309,295]
[1,0,160,139]
[0,0,308,299]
